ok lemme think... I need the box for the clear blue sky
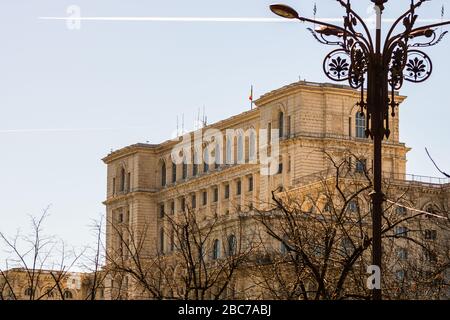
[1,0,449,264]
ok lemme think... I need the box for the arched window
[425,204,438,219]
[24,287,32,297]
[215,144,221,169]
[120,167,126,191]
[46,288,55,299]
[160,228,165,253]
[278,111,284,138]
[204,148,209,173]
[172,162,177,183]
[237,133,244,164]
[341,237,354,256]
[63,290,73,300]
[226,137,233,165]
[227,235,237,256]
[355,112,366,138]
[249,129,257,162]
[182,157,188,180]
[280,235,289,255]
[161,162,166,187]
[212,239,221,260]
[193,151,199,176]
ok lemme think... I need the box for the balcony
[293,169,450,188]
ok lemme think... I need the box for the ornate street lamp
[270,0,449,300]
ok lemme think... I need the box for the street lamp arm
[410,20,450,33]
[385,22,450,54]
[296,16,348,36]
[383,0,435,53]
[300,16,373,55]
[336,0,375,52]
[306,28,345,47]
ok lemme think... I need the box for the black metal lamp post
[270,0,449,300]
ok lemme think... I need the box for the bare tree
[251,151,449,300]
[105,204,257,300]
[0,208,85,300]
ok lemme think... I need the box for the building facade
[102,81,449,299]
[0,268,104,300]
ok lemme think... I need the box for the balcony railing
[292,169,450,188]
[281,131,403,146]
[387,172,450,186]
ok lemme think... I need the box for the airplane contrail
[38,16,442,23]
[0,127,151,134]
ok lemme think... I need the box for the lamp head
[315,26,344,37]
[270,4,300,20]
[409,28,434,39]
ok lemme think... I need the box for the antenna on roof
[182,113,185,134]
[202,105,207,127]
[196,108,201,130]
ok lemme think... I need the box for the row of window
[24,287,73,299]
[112,168,131,195]
[159,177,254,217]
[394,226,438,240]
[159,231,237,259]
[396,247,439,264]
[160,148,257,187]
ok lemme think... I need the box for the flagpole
[250,85,253,110]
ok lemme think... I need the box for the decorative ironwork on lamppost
[270,0,449,300]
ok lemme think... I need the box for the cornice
[255,81,407,107]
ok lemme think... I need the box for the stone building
[0,268,104,300]
[102,81,449,299]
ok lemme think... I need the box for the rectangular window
[356,113,366,138]
[287,116,291,138]
[127,173,131,191]
[224,185,230,199]
[193,163,198,177]
[159,204,165,218]
[278,112,284,138]
[159,229,164,254]
[355,159,366,173]
[348,117,352,137]
[182,162,187,179]
[395,226,408,237]
[112,178,116,195]
[170,201,175,215]
[395,270,405,281]
[267,123,272,144]
[248,176,254,192]
[424,229,437,240]
[172,164,177,183]
[396,206,407,215]
[397,248,408,260]
[348,201,358,212]
[278,161,283,174]
[424,250,437,263]
[170,230,175,252]
[118,213,123,223]
[202,191,208,206]
[213,187,218,202]
[236,180,241,195]
[181,198,186,211]
[191,194,196,209]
